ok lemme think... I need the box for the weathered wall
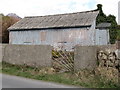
[74,46,97,70]
[0,44,7,62]
[9,28,96,51]
[9,25,109,51]
[2,44,52,68]
[74,45,118,71]
[1,44,118,71]
[95,29,110,45]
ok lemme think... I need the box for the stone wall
[2,44,52,68]
[97,46,119,69]
[1,44,119,71]
[74,45,119,71]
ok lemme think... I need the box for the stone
[99,50,104,57]
[99,60,105,67]
[108,52,116,60]
[38,67,56,74]
[115,49,119,58]
[114,60,119,67]
[101,53,108,60]
[106,60,114,67]
[47,68,56,74]
[104,49,111,55]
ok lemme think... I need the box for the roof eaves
[8,25,91,31]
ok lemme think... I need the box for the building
[8,10,110,50]
[96,23,111,45]
[118,1,120,25]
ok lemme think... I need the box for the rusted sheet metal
[9,27,109,50]
[10,31,41,45]
[95,29,109,45]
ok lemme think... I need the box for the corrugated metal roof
[8,10,99,30]
[96,23,111,29]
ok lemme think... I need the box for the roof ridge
[8,9,99,30]
[25,10,99,18]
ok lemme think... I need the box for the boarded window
[40,31,46,41]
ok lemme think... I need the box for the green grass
[2,62,77,86]
[2,61,120,88]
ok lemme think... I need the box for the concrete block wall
[2,44,52,68]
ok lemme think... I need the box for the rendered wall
[74,46,97,70]
[2,44,52,68]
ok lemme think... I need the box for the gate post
[74,46,97,71]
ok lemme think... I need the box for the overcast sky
[0,0,119,22]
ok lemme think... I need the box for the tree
[116,25,120,40]
[106,15,117,44]
[96,4,107,25]
[0,14,20,43]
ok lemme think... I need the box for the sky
[0,0,119,23]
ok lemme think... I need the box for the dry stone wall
[97,48,120,69]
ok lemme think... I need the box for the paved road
[1,74,80,88]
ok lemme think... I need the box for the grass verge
[2,61,120,88]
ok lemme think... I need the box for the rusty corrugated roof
[8,10,99,30]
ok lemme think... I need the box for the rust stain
[40,31,46,42]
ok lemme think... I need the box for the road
[1,74,80,88]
